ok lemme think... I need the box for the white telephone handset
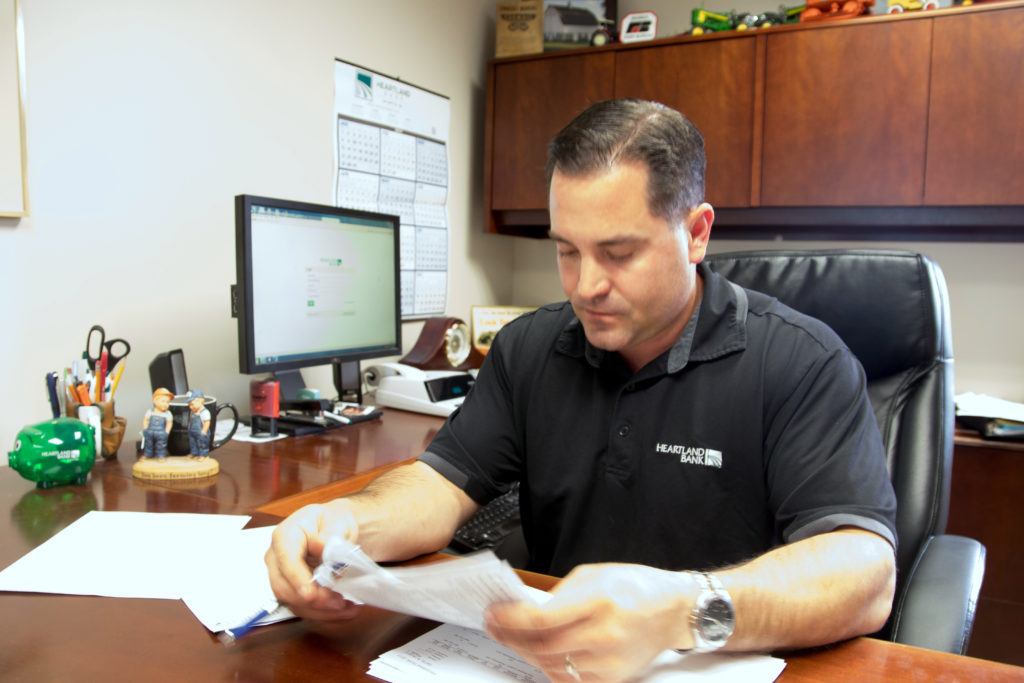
[365,363,473,417]
[363,362,428,387]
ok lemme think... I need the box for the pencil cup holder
[66,400,127,459]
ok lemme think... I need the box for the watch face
[699,596,735,644]
[444,322,471,367]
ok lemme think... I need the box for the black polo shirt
[421,263,897,577]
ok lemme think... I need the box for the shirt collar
[555,262,749,374]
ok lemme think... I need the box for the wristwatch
[689,572,735,652]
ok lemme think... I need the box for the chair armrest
[890,534,986,654]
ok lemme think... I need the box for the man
[266,99,897,682]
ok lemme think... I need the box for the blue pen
[46,372,61,419]
[219,554,351,646]
[218,599,283,645]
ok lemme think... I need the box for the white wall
[0,0,516,455]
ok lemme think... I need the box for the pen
[109,361,125,399]
[218,599,283,645]
[96,350,108,403]
[219,553,351,646]
[57,373,67,417]
[46,372,61,419]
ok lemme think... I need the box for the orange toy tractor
[800,0,874,21]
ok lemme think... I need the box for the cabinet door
[925,7,1024,206]
[762,21,932,206]
[615,37,758,208]
[490,54,614,212]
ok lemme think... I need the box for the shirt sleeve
[764,339,898,551]
[417,326,525,506]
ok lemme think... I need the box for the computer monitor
[233,194,402,402]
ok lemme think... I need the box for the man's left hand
[484,563,697,682]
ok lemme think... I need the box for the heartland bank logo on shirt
[655,443,724,468]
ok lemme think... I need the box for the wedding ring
[564,654,581,681]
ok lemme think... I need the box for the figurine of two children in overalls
[140,388,211,460]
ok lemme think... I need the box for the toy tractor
[690,8,737,34]
[887,0,939,12]
[736,4,805,28]
[800,0,875,22]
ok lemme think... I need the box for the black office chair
[704,249,985,655]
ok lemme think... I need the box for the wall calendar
[332,59,451,319]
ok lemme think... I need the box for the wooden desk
[1,410,1021,682]
[949,428,1024,667]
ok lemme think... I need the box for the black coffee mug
[167,394,239,456]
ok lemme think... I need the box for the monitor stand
[334,359,362,404]
[274,369,307,401]
[274,361,363,404]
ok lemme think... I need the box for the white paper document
[180,525,294,632]
[230,422,289,443]
[315,537,536,631]
[369,623,787,683]
[955,391,1024,422]
[0,511,250,599]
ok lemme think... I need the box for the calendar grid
[333,61,451,319]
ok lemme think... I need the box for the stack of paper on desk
[369,623,787,683]
[180,524,294,632]
[0,511,251,599]
[318,539,787,682]
[0,511,292,633]
[956,392,1024,440]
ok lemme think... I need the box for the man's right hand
[264,461,479,620]
[264,500,363,620]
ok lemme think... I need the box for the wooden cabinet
[485,52,614,230]
[615,37,759,208]
[925,8,1024,205]
[761,20,932,206]
[483,1,1024,236]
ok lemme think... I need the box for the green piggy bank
[8,418,96,488]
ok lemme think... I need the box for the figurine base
[132,456,219,481]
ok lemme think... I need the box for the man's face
[154,394,171,411]
[549,162,711,371]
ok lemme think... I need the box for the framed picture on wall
[471,306,536,355]
[543,0,617,50]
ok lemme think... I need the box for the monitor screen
[234,194,401,398]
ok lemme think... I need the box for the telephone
[364,362,475,417]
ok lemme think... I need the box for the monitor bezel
[234,193,403,377]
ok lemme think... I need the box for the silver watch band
[686,571,735,653]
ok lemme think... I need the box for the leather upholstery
[705,249,985,654]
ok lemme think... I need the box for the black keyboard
[449,482,521,553]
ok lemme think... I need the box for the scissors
[85,324,131,372]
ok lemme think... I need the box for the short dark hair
[546,99,706,225]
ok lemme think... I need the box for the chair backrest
[703,249,955,596]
